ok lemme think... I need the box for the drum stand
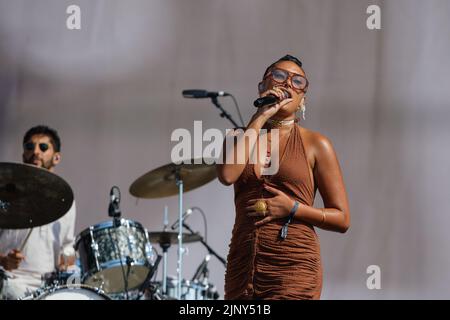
[160,241,170,295]
[136,254,162,300]
[174,167,184,300]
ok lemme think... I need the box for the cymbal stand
[174,167,184,300]
[160,241,170,295]
[136,254,162,300]
[161,206,169,295]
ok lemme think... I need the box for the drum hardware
[18,288,44,300]
[192,254,211,283]
[162,206,169,295]
[178,222,224,300]
[41,269,82,288]
[181,221,227,267]
[142,217,221,300]
[191,255,219,300]
[88,230,101,272]
[160,241,170,296]
[32,284,111,300]
[147,229,202,297]
[109,186,127,294]
[107,186,130,299]
[154,275,218,300]
[170,166,184,299]
[134,253,162,300]
[129,158,217,299]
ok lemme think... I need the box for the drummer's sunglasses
[23,142,50,152]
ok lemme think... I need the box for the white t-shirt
[0,201,76,298]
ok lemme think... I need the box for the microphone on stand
[182,89,242,128]
[191,254,211,282]
[108,186,121,219]
[182,89,230,99]
[170,208,194,230]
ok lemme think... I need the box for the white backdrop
[1,0,450,299]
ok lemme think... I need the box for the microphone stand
[182,222,226,267]
[136,254,162,300]
[210,96,240,128]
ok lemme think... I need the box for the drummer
[0,125,76,299]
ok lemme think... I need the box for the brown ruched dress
[224,124,322,300]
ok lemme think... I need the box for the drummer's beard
[24,156,54,170]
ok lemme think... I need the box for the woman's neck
[265,116,296,129]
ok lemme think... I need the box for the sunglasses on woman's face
[262,68,309,92]
[23,142,50,152]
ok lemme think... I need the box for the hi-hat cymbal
[147,231,202,245]
[129,158,217,199]
[0,162,74,229]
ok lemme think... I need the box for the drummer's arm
[58,201,77,270]
[0,253,6,269]
[58,255,76,271]
[0,250,25,270]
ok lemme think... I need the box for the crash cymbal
[0,162,74,229]
[129,158,217,198]
[147,231,202,245]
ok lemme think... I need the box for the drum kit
[0,159,223,300]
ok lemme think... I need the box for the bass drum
[35,285,110,300]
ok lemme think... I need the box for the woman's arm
[215,117,264,186]
[246,132,350,233]
[298,132,350,233]
[216,90,293,185]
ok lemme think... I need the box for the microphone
[253,90,291,108]
[170,208,194,230]
[182,89,230,98]
[108,186,121,218]
[206,285,220,300]
[191,254,211,282]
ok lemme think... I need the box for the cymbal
[0,162,74,229]
[147,231,202,245]
[129,158,217,198]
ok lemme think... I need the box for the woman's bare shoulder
[299,126,335,159]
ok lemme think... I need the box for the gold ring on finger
[254,200,268,214]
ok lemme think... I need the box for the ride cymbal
[129,159,217,199]
[147,231,202,245]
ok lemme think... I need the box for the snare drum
[34,285,110,300]
[75,219,155,294]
